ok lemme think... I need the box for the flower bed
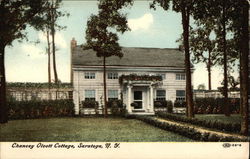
[119,74,162,84]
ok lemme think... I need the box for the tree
[50,0,58,84]
[228,75,240,91]
[218,75,240,95]
[84,0,133,117]
[193,0,242,117]
[197,84,206,90]
[238,0,249,135]
[41,0,68,99]
[0,0,50,123]
[177,20,221,91]
[46,29,52,99]
[189,22,220,90]
[151,0,195,118]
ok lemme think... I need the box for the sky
[5,0,238,89]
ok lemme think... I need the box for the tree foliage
[0,0,50,46]
[197,84,206,90]
[0,0,51,123]
[85,0,133,58]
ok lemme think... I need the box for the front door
[133,91,143,109]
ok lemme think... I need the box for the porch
[119,75,163,115]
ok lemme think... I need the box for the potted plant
[131,102,138,109]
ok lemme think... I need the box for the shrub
[108,100,126,116]
[107,99,123,108]
[174,100,186,107]
[167,101,173,113]
[208,134,220,142]
[154,100,173,113]
[7,99,74,120]
[131,102,138,107]
[81,100,98,108]
[154,101,163,108]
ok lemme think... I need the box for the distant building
[71,38,192,115]
[7,83,73,101]
[193,90,240,99]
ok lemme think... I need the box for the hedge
[156,112,241,134]
[172,98,240,113]
[127,115,248,142]
[7,99,74,120]
[194,98,240,114]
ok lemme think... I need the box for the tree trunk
[51,1,58,85]
[240,0,249,135]
[181,5,194,118]
[222,0,230,116]
[0,43,8,123]
[103,56,107,117]
[46,29,52,100]
[207,50,212,90]
[239,49,243,115]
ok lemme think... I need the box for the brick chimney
[71,37,77,50]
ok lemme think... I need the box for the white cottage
[70,38,188,115]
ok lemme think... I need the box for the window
[176,90,185,101]
[108,90,118,101]
[156,90,166,101]
[176,73,185,80]
[156,74,166,80]
[108,72,118,79]
[85,90,95,101]
[85,72,95,79]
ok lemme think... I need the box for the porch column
[127,85,132,113]
[150,85,154,112]
[74,90,80,115]
[147,87,150,112]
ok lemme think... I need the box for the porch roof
[119,74,162,86]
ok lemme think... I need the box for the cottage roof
[72,46,185,68]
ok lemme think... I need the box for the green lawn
[195,114,241,124]
[0,117,193,142]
